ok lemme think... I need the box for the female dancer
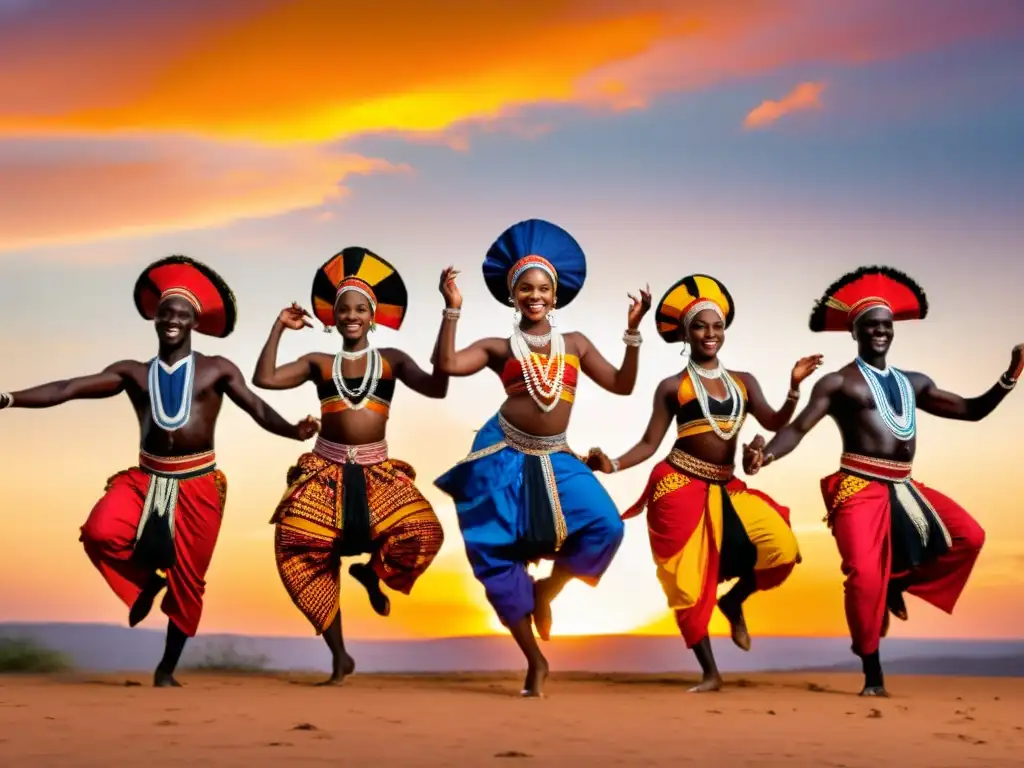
[588,274,821,691]
[253,247,447,684]
[433,218,651,697]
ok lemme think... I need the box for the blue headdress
[482,219,587,309]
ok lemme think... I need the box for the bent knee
[961,522,985,552]
[598,510,625,543]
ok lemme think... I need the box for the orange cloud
[743,81,825,129]
[0,0,675,143]
[5,1,1015,145]
[0,139,407,251]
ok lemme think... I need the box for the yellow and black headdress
[654,274,735,343]
[311,247,408,332]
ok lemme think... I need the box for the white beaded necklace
[510,325,565,413]
[856,357,916,440]
[688,359,745,441]
[332,347,382,410]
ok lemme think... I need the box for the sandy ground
[1,671,1022,766]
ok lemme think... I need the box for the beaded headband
[508,255,558,294]
[847,297,893,327]
[158,288,202,315]
[335,278,378,313]
[683,300,725,332]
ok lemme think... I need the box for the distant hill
[2,623,1022,676]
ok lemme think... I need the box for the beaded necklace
[332,347,382,410]
[687,359,745,441]
[510,325,565,413]
[148,353,195,431]
[856,357,916,440]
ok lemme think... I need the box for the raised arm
[1,360,134,409]
[217,357,318,441]
[252,305,319,390]
[589,376,677,474]
[388,347,449,399]
[911,344,1021,421]
[739,354,823,432]
[745,371,844,474]
[575,285,651,396]
[435,266,505,376]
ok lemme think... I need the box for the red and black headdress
[311,247,408,332]
[809,266,928,333]
[133,255,237,338]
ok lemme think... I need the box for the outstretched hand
[295,415,321,441]
[439,266,462,309]
[586,447,614,473]
[742,434,767,475]
[1008,343,1024,381]
[791,354,824,386]
[626,284,653,330]
[279,303,313,331]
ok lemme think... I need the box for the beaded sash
[837,452,951,554]
[666,448,734,484]
[313,436,388,466]
[455,414,571,552]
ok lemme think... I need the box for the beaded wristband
[998,373,1017,390]
[786,388,799,401]
[0,392,12,409]
[611,458,621,473]
[623,330,642,347]
[442,307,461,319]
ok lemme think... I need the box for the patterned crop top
[674,370,748,439]
[315,355,395,418]
[501,354,580,405]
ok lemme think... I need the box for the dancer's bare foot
[129,572,167,627]
[860,685,889,697]
[349,563,390,617]
[153,671,182,688]
[687,674,722,693]
[520,661,549,697]
[532,580,555,641]
[887,583,908,622]
[718,593,751,652]
[316,652,356,686]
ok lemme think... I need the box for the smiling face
[854,307,894,359]
[334,289,374,342]
[154,296,196,348]
[512,267,555,323]
[684,308,725,362]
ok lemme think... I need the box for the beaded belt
[666,448,734,483]
[135,449,217,553]
[498,414,569,456]
[839,452,912,482]
[313,436,388,466]
[139,449,216,479]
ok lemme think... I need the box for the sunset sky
[1,1,1022,645]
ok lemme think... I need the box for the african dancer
[744,266,1017,696]
[253,247,446,684]
[432,218,651,697]
[588,274,820,691]
[0,256,318,686]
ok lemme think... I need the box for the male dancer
[744,266,1020,696]
[0,256,318,686]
